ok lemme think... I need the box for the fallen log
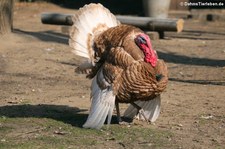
[116,15,184,32]
[41,13,184,32]
[41,13,73,26]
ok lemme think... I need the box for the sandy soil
[0,2,225,149]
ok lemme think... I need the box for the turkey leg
[115,101,130,125]
[131,102,149,123]
[115,101,122,123]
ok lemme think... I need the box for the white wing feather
[83,69,115,129]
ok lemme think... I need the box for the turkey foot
[131,102,149,123]
[119,121,131,126]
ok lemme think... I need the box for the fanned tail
[69,3,119,68]
[123,96,161,122]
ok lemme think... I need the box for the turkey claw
[119,121,130,125]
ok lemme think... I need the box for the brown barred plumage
[69,3,168,129]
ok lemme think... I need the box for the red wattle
[144,49,157,67]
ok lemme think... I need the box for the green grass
[0,117,175,149]
[0,104,176,149]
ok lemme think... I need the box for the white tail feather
[123,96,161,122]
[69,3,119,61]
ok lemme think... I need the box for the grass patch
[0,104,176,148]
[0,117,175,149]
[102,125,174,148]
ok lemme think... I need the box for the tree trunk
[0,0,14,35]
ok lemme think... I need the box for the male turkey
[69,3,168,129]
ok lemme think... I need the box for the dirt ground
[0,2,225,149]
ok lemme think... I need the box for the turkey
[69,3,168,129]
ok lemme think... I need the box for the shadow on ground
[0,104,88,127]
[0,104,129,127]
[158,51,225,67]
[14,29,69,44]
[169,78,225,86]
